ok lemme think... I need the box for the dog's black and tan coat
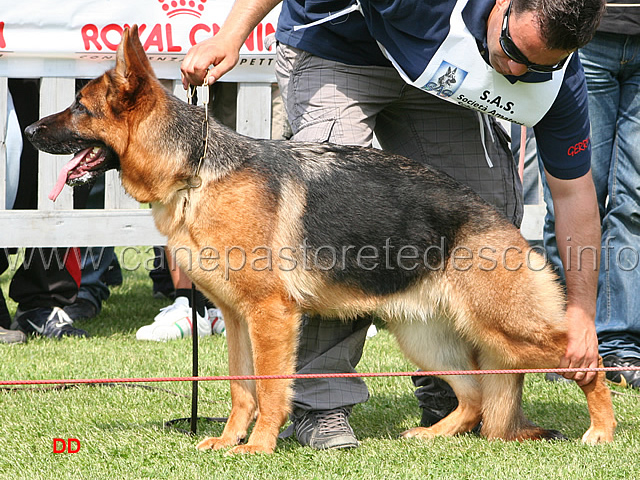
[25,26,615,454]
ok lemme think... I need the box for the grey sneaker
[0,326,27,344]
[293,407,359,450]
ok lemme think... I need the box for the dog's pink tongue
[48,148,91,201]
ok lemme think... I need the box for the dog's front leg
[196,307,258,451]
[230,297,300,454]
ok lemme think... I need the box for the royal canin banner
[0,0,280,81]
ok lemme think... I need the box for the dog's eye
[71,100,90,115]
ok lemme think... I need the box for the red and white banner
[0,0,280,81]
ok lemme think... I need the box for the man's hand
[181,33,240,89]
[558,305,599,385]
[179,0,282,89]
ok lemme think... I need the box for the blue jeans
[583,32,640,360]
[77,246,115,313]
[543,32,640,360]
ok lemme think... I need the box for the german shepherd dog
[25,26,615,454]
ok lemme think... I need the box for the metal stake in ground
[190,283,199,434]
[164,282,226,435]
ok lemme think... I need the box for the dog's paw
[226,444,275,455]
[196,436,239,451]
[400,427,437,440]
[581,427,615,445]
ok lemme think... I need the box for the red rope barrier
[2,366,639,386]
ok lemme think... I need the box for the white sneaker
[366,324,378,338]
[136,297,211,341]
[208,308,226,336]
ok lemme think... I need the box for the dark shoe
[16,307,89,339]
[545,372,572,383]
[419,394,459,427]
[416,376,481,434]
[420,405,456,428]
[0,290,11,329]
[101,257,123,287]
[293,408,359,450]
[415,376,458,427]
[63,299,98,321]
[0,326,27,344]
[603,355,640,389]
[153,290,175,300]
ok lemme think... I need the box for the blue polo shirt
[275,0,592,180]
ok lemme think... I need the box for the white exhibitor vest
[377,0,569,127]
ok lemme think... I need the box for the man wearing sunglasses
[182,0,606,449]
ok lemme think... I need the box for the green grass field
[1,247,639,479]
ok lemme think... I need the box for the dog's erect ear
[113,25,156,95]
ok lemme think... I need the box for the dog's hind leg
[468,310,615,442]
[579,357,616,444]
[401,374,483,440]
[228,296,301,454]
[475,339,615,442]
[478,357,616,443]
[196,306,258,451]
[476,368,559,441]
[389,320,483,439]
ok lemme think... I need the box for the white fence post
[0,77,7,211]
[237,82,272,139]
[37,77,75,211]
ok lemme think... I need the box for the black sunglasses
[499,1,568,73]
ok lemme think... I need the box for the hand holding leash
[180,0,282,89]
[180,31,241,89]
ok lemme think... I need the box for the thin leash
[3,366,640,386]
[165,79,219,435]
[183,77,210,190]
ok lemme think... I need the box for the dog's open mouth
[49,146,112,201]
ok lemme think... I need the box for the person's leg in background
[10,246,88,339]
[0,250,26,343]
[149,246,175,299]
[0,83,26,343]
[0,250,10,330]
[581,32,640,388]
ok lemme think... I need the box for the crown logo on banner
[158,0,207,18]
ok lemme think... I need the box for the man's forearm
[549,173,600,317]
[546,170,601,384]
[221,0,283,49]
